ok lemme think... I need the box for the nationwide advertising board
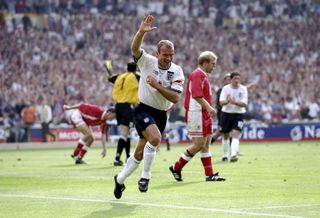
[1,123,319,143]
[167,123,320,143]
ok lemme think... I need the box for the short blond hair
[198,51,218,65]
[157,40,174,52]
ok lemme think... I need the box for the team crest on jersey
[238,93,243,98]
[144,117,150,123]
[167,71,174,81]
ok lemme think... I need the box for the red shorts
[186,110,212,137]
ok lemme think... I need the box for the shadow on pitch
[49,165,115,170]
[153,180,202,190]
[87,165,116,170]
[81,203,136,218]
[48,164,81,168]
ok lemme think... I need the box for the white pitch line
[233,204,320,210]
[0,193,305,218]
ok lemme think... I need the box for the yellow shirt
[112,72,139,104]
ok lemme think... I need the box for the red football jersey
[184,68,212,111]
[78,103,107,132]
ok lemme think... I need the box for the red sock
[73,143,83,157]
[174,154,191,171]
[79,146,88,159]
[201,156,213,177]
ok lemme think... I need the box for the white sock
[231,137,240,157]
[222,138,229,158]
[141,142,157,180]
[117,155,140,184]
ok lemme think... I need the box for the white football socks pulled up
[222,137,229,158]
[231,137,240,157]
[117,155,140,184]
[141,142,157,180]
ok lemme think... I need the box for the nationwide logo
[290,126,303,141]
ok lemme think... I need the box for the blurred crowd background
[0,0,319,142]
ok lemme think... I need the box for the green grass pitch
[0,141,320,218]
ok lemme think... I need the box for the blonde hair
[157,40,174,52]
[198,51,217,65]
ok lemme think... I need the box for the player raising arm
[113,15,185,199]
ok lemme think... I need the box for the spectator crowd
[0,0,319,142]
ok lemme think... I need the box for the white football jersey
[136,50,184,111]
[220,84,248,114]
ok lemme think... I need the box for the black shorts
[115,103,133,127]
[216,109,222,126]
[220,112,244,133]
[133,103,167,138]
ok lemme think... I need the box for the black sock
[115,138,126,161]
[125,138,131,159]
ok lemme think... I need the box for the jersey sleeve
[78,103,86,112]
[136,49,154,75]
[108,75,118,84]
[171,66,184,93]
[79,103,104,118]
[219,86,228,102]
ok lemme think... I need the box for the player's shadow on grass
[153,181,202,190]
[81,203,136,218]
[49,164,82,168]
[49,165,115,170]
[87,165,117,170]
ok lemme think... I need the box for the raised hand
[139,15,158,33]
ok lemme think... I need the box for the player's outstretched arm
[104,60,118,83]
[246,82,256,92]
[63,104,80,110]
[101,133,107,158]
[131,15,157,59]
[105,60,113,77]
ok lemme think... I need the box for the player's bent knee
[148,137,161,147]
[84,135,94,146]
[134,151,143,161]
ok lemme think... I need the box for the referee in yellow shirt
[106,61,140,166]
